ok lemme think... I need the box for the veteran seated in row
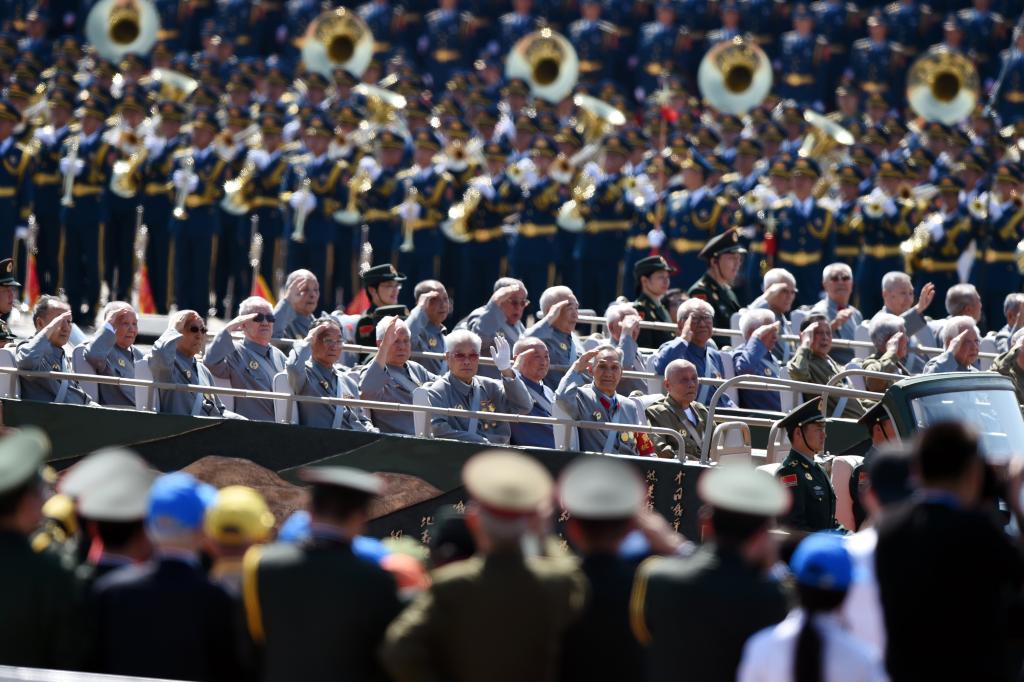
[406,280,449,374]
[732,308,782,412]
[921,315,981,374]
[786,315,865,419]
[645,359,709,461]
[509,336,556,449]
[285,317,375,432]
[17,296,94,406]
[584,303,647,396]
[272,269,320,340]
[358,316,438,435]
[992,328,1024,405]
[556,345,654,457]
[422,330,532,445]
[150,311,235,418]
[860,313,911,392]
[84,302,143,407]
[205,296,287,422]
[523,286,582,391]
[651,298,734,408]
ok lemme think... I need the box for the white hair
[285,269,317,289]
[169,309,199,331]
[940,315,980,346]
[762,268,795,291]
[238,296,272,315]
[445,329,482,353]
[945,284,980,316]
[493,277,524,293]
[665,358,697,381]
[740,308,776,341]
[591,343,624,361]
[101,301,134,322]
[375,316,408,343]
[822,262,852,283]
[604,302,637,328]
[513,336,545,356]
[677,298,714,323]
[881,271,911,292]
[1004,292,1024,317]
[539,285,574,316]
[1012,327,1024,347]
[868,313,905,351]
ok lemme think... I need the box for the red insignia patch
[780,474,798,487]
[358,325,374,335]
[858,472,868,484]
[692,293,707,301]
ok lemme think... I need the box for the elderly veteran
[422,329,532,444]
[585,302,646,395]
[860,313,911,392]
[991,328,1024,404]
[509,336,555,449]
[646,359,710,460]
[808,262,863,366]
[84,302,144,406]
[285,317,375,431]
[732,308,783,412]
[872,272,937,372]
[651,298,734,408]
[786,314,866,419]
[556,345,655,456]
[17,296,93,405]
[150,310,234,417]
[523,285,583,390]
[993,292,1024,353]
[921,315,981,374]
[205,296,288,421]
[358,316,438,435]
[750,268,798,363]
[272,269,320,340]
[459,277,529,377]
[406,280,450,374]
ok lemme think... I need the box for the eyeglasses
[451,352,480,361]
[829,274,852,282]
[318,338,343,347]
[188,325,207,334]
[506,299,530,308]
[252,313,275,323]
[688,314,713,323]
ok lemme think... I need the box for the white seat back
[412,386,432,437]
[0,347,18,398]
[757,462,783,476]
[765,422,792,464]
[730,310,744,330]
[271,371,296,424]
[831,454,864,530]
[135,356,156,411]
[719,349,739,403]
[551,401,578,451]
[843,358,866,391]
[790,308,807,331]
[71,345,99,402]
[644,354,663,394]
[213,376,233,411]
[708,421,752,464]
[853,323,872,359]
[778,366,796,412]
[979,337,997,370]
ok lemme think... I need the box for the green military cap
[361,264,407,286]
[698,462,788,516]
[0,319,18,342]
[634,255,671,281]
[0,427,49,495]
[777,397,826,435]
[698,227,747,260]
[298,466,383,495]
[857,401,891,429]
[0,258,20,287]
[74,449,157,521]
[463,449,553,516]
[558,457,644,520]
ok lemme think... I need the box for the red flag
[345,288,370,315]
[136,264,156,314]
[250,272,276,305]
[25,253,40,306]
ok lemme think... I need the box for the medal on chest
[185,369,192,379]
[592,409,603,420]
[249,360,260,371]
[117,358,126,368]
[559,342,568,351]
[427,337,438,348]
[320,379,330,391]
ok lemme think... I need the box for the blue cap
[790,533,853,590]
[146,472,216,536]
[352,535,391,563]
[278,510,311,543]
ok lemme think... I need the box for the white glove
[883,197,898,218]
[33,127,55,147]
[247,148,271,171]
[357,155,382,182]
[490,335,512,372]
[15,226,28,241]
[397,200,421,221]
[470,176,496,201]
[60,157,84,177]
[289,189,316,214]
[172,170,198,193]
[925,212,944,241]
[647,228,666,249]
[516,158,539,188]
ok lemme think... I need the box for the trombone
[172,156,195,220]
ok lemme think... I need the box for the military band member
[774,398,841,531]
[510,134,563,303]
[285,317,376,432]
[30,88,73,293]
[977,163,1024,329]
[422,0,477,89]
[993,27,1024,125]
[569,0,618,82]
[273,269,320,340]
[205,296,288,422]
[688,228,745,347]
[634,0,685,95]
[422,330,532,444]
[646,358,710,460]
[850,12,905,107]
[555,344,655,456]
[150,310,231,418]
[827,163,865,270]
[407,280,450,374]
[776,5,825,107]
[632,255,675,350]
[911,175,978,319]
[770,157,833,307]
[652,298,735,407]
[857,159,918,316]
[17,296,92,405]
[212,104,256,318]
[358,316,438,434]
[84,302,144,407]
[239,109,290,294]
[354,264,406,348]
[664,153,729,290]
[351,130,405,268]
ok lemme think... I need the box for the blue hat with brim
[790,532,853,590]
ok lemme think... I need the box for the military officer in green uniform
[632,255,675,350]
[241,466,401,682]
[355,264,407,348]
[687,228,745,347]
[0,428,83,669]
[774,398,843,532]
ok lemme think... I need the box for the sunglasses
[829,274,852,282]
[506,299,530,308]
[252,313,275,323]
[189,325,208,334]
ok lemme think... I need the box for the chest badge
[427,337,438,348]
[805,472,813,480]
[619,432,631,442]
[51,363,60,371]
[249,360,260,370]
[117,358,126,368]
[559,342,568,351]
[764,367,773,376]
[592,409,602,420]
[185,369,192,379]
[320,380,330,391]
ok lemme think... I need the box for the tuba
[573,94,627,143]
[85,0,160,61]
[301,7,375,79]
[505,29,579,104]
[148,68,198,102]
[697,36,773,115]
[906,47,980,125]
[221,161,255,216]
[798,110,855,159]
[110,147,148,198]
[444,186,483,244]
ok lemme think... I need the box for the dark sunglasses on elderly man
[252,313,276,323]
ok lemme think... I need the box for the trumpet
[61,137,80,207]
[444,186,482,243]
[399,186,418,253]
[172,156,194,220]
[110,146,149,199]
[292,167,310,243]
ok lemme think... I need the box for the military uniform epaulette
[396,167,416,181]
[852,37,873,50]
[772,198,792,210]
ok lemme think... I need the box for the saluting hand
[573,348,600,374]
[375,317,401,368]
[800,321,820,350]
[620,314,641,341]
[44,311,73,344]
[225,313,258,333]
[916,282,936,316]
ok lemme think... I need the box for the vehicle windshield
[910,389,1024,463]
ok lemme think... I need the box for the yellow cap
[203,486,275,545]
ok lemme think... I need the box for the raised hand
[225,313,258,332]
[916,282,936,315]
[490,334,513,372]
[573,348,600,374]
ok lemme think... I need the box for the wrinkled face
[500,286,529,325]
[244,303,274,344]
[447,340,480,383]
[592,349,622,395]
[810,322,832,355]
[293,277,320,315]
[963,296,982,322]
[113,310,139,349]
[44,303,72,346]
[0,285,15,315]
[684,307,714,346]
[952,327,980,366]
[882,279,914,315]
[757,324,778,350]
[641,271,670,298]
[766,280,796,314]
[714,252,743,285]
[551,296,580,334]
[425,288,451,325]
[176,313,207,357]
[797,421,826,453]
[823,268,853,303]
[665,365,699,405]
[386,325,412,366]
[518,341,549,383]
[312,325,343,366]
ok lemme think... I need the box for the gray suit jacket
[921,351,978,374]
[358,360,437,434]
[555,370,649,456]
[83,324,144,406]
[406,305,447,374]
[272,300,315,340]
[285,341,375,431]
[205,329,287,421]
[150,329,226,417]
[423,371,532,444]
[16,333,91,405]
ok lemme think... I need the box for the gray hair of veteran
[493,277,525,293]
[32,295,67,326]
[868,313,905,352]
[881,271,912,292]
[821,262,852,284]
[169,309,200,331]
[676,297,714,323]
[413,279,445,300]
[665,358,697,381]
[762,267,796,291]
[374,315,408,343]
[1012,327,1024,347]
[1005,292,1024,318]
[513,335,546,356]
[604,302,637,328]
[945,284,980,316]
[940,315,980,346]
[285,268,317,289]
[590,343,624,362]
[740,308,776,341]
[445,328,482,353]
[539,285,574,316]
[238,296,272,316]
[309,316,342,341]
[101,301,134,322]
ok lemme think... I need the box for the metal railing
[827,368,908,389]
